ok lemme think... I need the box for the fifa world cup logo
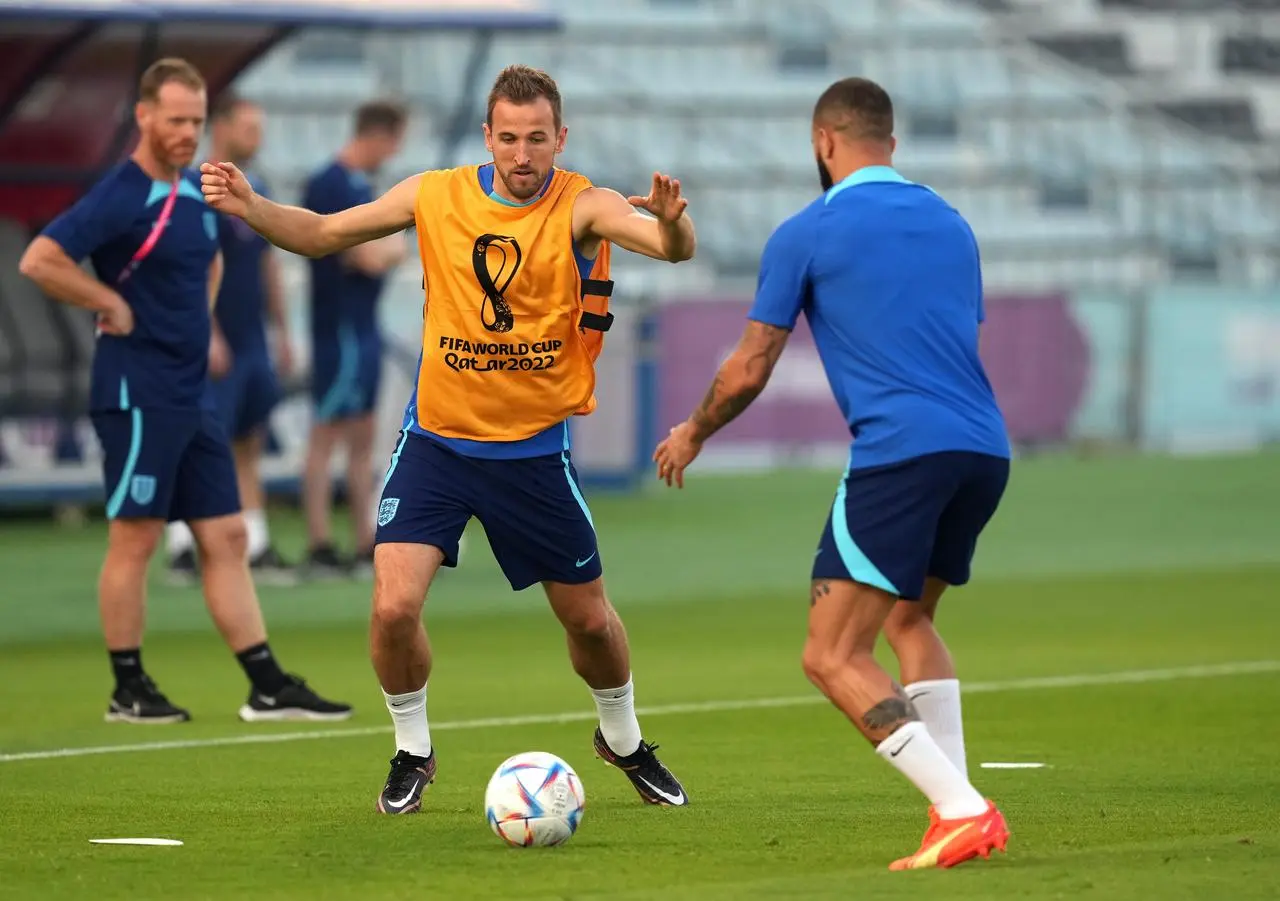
[472,234,523,333]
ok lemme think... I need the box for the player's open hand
[97,295,134,337]
[653,420,703,489]
[200,161,255,219]
[628,173,688,223]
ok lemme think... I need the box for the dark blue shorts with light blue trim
[375,430,602,591]
[812,450,1009,601]
[91,408,240,523]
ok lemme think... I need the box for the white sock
[591,677,642,757]
[244,508,270,559]
[905,678,967,777]
[876,721,987,819]
[166,521,194,558]
[383,684,432,758]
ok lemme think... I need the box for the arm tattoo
[860,683,921,742]
[689,324,790,441]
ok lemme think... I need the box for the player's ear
[482,122,494,154]
[889,135,898,155]
[555,126,567,155]
[134,101,150,130]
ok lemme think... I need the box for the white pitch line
[1,659,1276,765]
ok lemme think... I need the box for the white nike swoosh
[635,775,685,805]
[259,696,277,707]
[385,778,421,809]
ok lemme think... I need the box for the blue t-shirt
[214,171,272,355]
[405,164,595,460]
[303,161,386,345]
[41,160,219,411]
[748,165,1010,470]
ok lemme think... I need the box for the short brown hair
[138,57,205,103]
[813,77,894,143]
[211,90,257,122]
[354,99,408,137]
[487,65,562,129]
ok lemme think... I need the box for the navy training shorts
[812,450,1009,600]
[210,349,281,441]
[375,430,602,591]
[91,408,241,523]
[311,326,382,423]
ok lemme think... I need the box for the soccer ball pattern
[484,751,585,848]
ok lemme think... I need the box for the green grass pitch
[1,452,1278,900]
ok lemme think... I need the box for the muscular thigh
[374,542,445,616]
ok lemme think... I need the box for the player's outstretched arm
[653,321,791,488]
[579,173,695,263]
[201,162,419,258]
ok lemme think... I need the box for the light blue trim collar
[824,165,909,204]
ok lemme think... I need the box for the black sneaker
[302,543,349,581]
[237,674,354,723]
[593,728,689,806]
[105,675,191,724]
[165,549,199,587]
[249,545,299,587]
[376,750,436,815]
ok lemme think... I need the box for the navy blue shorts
[91,408,241,523]
[210,351,280,440]
[312,328,382,423]
[812,451,1009,601]
[375,431,602,591]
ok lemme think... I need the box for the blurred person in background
[300,100,408,580]
[655,76,1011,871]
[18,58,350,725]
[166,91,297,587]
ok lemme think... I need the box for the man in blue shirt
[165,91,297,586]
[300,100,408,579]
[654,77,1012,871]
[19,58,349,725]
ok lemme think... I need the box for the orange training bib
[412,165,614,442]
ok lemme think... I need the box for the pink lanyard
[117,178,179,285]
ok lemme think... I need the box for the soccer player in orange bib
[202,66,696,814]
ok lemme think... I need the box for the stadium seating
[235,0,1278,290]
[5,0,1277,427]
[0,218,93,419]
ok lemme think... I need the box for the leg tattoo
[861,683,921,742]
[810,580,831,607]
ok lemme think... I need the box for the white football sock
[591,677,642,757]
[384,684,432,758]
[905,678,967,777]
[165,521,194,558]
[876,721,987,819]
[244,508,270,559]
